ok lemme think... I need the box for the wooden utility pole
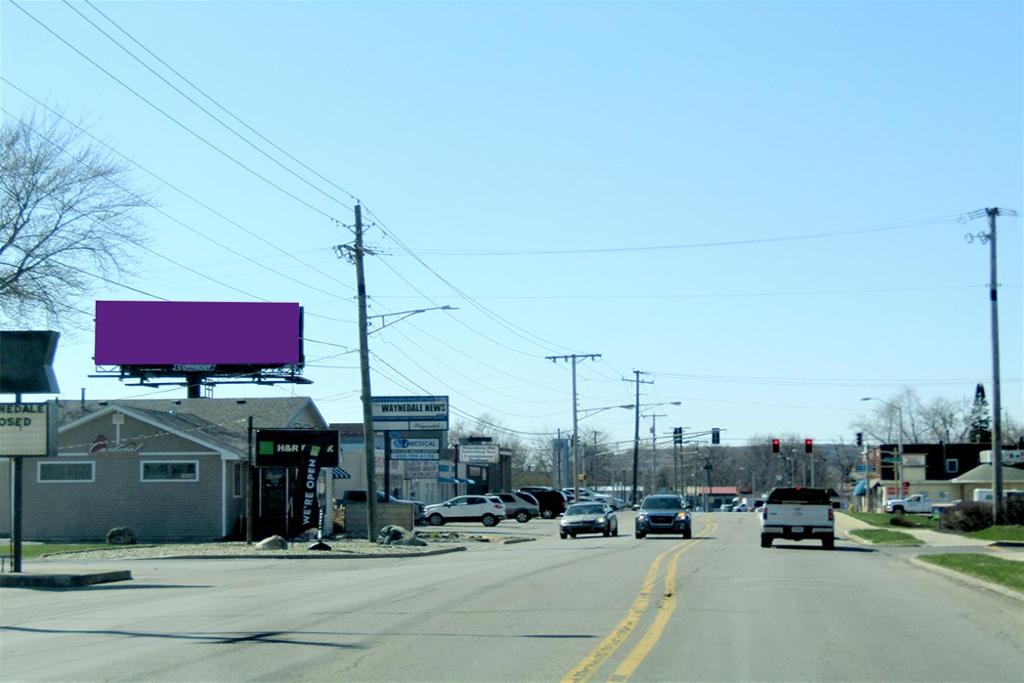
[353,204,378,540]
[625,370,653,504]
[968,207,1016,525]
[546,353,601,500]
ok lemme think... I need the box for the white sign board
[0,402,56,457]
[371,396,449,431]
[979,449,1023,465]
[460,443,500,464]
[404,460,439,479]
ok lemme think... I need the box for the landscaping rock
[106,527,136,545]
[376,525,427,546]
[256,535,288,550]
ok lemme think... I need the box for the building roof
[56,397,327,453]
[950,463,1024,484]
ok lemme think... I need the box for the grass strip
[849,529,922,545]
[966,526,1024,542]
[918,553,1024,593]
[2,543,110,559]
[847,512,939,529]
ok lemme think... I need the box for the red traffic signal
[771,438,780,453]
[805,438,813,454]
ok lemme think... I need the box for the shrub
[941,502,993,533]
[1005,496,1024,525]
[889,514,920,528]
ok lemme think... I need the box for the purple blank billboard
[94,301,302,366]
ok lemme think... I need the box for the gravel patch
[37,533,523,561]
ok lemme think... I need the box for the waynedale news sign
[0,402,58,457]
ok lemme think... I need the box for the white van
[972,488,1024,502]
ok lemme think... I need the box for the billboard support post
[246,416,253,544]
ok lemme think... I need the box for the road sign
[854,464,878,474]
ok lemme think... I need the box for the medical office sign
[0,402,57,457]
[371,396,449,431]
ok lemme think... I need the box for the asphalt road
[2,513,1021,682]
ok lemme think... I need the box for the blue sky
[2,1,1021,450]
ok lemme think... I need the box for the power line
[77,0,361,208]
[0,94,358,318]
[61,0,357,215]
[397,215,965,256]
[8,1,347,225]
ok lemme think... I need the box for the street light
[569,405,635,491]
[862,397,904,505]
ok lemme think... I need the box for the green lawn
[1,543,109,559]
[966,526,1024,542]
[847,512,940,530]
[919,553,1024,593]
[849,529,922,545]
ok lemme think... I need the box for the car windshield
[567,504,604,515]
[641,496,683,510]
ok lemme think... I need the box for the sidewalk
[835,512,1024,559]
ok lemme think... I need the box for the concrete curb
[121,545,469,560]
[502,537,536,545]
[910,557,1023,603]
[0,570,132,589]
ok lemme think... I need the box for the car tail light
[828,508,834,521]
[761,507,768,520]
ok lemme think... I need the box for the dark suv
[516,486,568,519]
[635,494,692,539]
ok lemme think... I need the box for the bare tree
[1,111,151,328]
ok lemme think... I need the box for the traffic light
[673,427,682,445]
[771,438,780,453]
[856,432,863,447]
[805,438,813,454]
[711,428,720,445]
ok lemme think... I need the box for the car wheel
[683,528,692,539]
[612,523,619,537]
[481,514,497,527]
[560,531,567,539]
[429,513,445,526]
[603,529,610,537]
[515,511,530,523]
[541,509,555,519]
[635,532,645,539]
[822,536,835,550]
[760,534,772,548]
[569,532,577,538]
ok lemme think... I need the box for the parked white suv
[424,495,506,527]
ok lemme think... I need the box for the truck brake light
[828,508,834,521]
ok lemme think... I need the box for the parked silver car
[491,491,539,523]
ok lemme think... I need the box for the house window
[38,461,94,482]
[945,459,959,474]
[232,462,243,497]
[141,461,198,482]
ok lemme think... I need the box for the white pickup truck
[885,493,933,514]
[760,487,836,549]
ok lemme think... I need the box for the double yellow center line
[562,516,717,683]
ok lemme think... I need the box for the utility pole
[967,207,1015,524]
[624,370,653,504]
[344,203,378,540]
[547,353,601,500]
[643,412,667,494]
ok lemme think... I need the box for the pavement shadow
[0,625,363,649]
[772,544,876,553]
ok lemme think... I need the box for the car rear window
[766,487,831,504]
[641,496,683,510]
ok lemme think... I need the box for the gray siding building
[1,396,327,542]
